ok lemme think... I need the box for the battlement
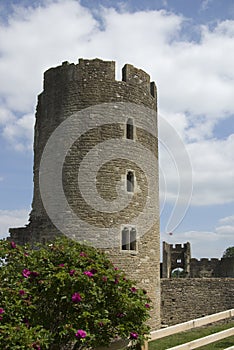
[189,257,233,278]
[170,243,190,250]
[122,63,156,96]
[43,58,156,98]
[191,258,220,263]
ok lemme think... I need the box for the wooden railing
[145,309,234,350]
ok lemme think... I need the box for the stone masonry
[161,278,234,325]
[161,242,191,278]
[9,58,160,329]
[190,257,234,278]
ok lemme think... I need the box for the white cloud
[187,134,234,205]
[159,108,234,206]
[2,113,34,151]
[215,225,234,235]
[218,215,234,225]
[0,1,98,112]
[215,214,234,236]
[0,107,15,125]
[0,209,29,240]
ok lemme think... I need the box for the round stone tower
[10,58,160,329]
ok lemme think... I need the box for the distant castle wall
[161,241,234,278]
[161,278,234,325]
[160,243,234,325]
[190,257,234,278]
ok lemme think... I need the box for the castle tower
[10,58,160,329]
[162,241,191,278]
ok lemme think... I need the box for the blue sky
[0,0,233,258]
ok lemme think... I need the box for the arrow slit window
[127,171,134,192]
[126,118,134,140]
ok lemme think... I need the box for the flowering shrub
[0,236,151,349]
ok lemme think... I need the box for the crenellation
[77,58,116,82]
[188,251,234,278]
[122,63,151,91]
[175,244,182,249]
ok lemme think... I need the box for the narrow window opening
[126,118,134,140]
[127,171,134,192]
[130,228,137,250]
[121,227,129,250]
[121,227,137,251]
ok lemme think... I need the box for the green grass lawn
[148,321,234,350]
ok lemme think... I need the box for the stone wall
[190,257,234,278]
[161,278,234,325]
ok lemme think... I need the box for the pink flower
[10,241,16,249]
[130,332,138,340]
[22,269,31,278]
[0,308,5,314]
[80,252,87,257]
[72,292,82,303]
[32,343,41,349]
[131,287,137,293]
[19,290,26,296]
[114,278,119,284]
[114,267,119,271]
[102,276,107,282]
[84,271,94,277]
[145,303,150,308]
[75,329,87,338]
[69,269,75,276]
[117,313,124,318]
[59,264,65,267]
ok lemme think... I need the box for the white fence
[146,309,234,350]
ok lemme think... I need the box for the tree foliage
[222,246,234,258]
[171,268,187,278]
[0,237,151,349]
